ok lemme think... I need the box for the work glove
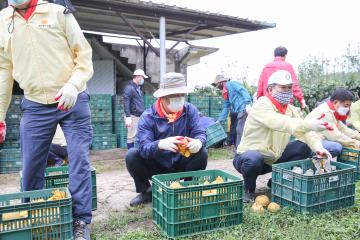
[314,147,332,173]
[300,99,307,109]
[55,83,79,111]
[158,136,182,153]
[125,117,132,128]
[315,147,332,160]
[305,114,333,132]
[186,137,202,154]
[245,104,252,114]
[0,121,6,143]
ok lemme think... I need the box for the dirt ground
[0,149,271,222]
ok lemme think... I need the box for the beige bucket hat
[153,72,193,98]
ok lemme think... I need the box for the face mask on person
[168,96,185,112]
[139,78,144,85]
[272,91,293,105]
[337,106,350,116]
[8,0,30,7]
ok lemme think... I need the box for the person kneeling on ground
[306,88,360,151]
[125,72,208,206]
[47,124,68,167]
[234,70,333,202]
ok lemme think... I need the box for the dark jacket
[123,81,145,117]
[138,102,206,169]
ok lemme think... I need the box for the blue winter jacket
[137,102,206,169]
[218,81,252,122]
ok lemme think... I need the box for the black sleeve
[123,85,132,117]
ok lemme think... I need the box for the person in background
[349,88,360,131]
[235,70,332,202]
[212,74,252,148]
[306,88,360,150]
[125,72,207,206]
[0,1,93,239]
[123,69,147,149]
[48,125,67,167]
[257,46,307,109]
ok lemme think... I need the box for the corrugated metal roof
[71,0,275,41]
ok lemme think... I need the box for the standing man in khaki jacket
[0,1,93,239]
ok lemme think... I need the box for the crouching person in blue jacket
[125,72,208,206]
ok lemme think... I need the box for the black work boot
[130,189,152,207]
[73,219,90,240]
[243,190,255,203]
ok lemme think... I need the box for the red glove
[0,121,6,143]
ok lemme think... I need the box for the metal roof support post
[160,16,166,82]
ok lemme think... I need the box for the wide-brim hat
[133,69,149,78]
[153,72,193,98]
[211,74,228,86]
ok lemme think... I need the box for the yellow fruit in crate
[267,202,281,213]
[255,195,270,208]
[212,176,225,184]
[2,211,28,221]
[47,189,66,201]
[251,202,265,214]
[169,181,183,189]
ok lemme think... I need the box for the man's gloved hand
[186,137,202,154]
[305,114,334,131]
[245,104,252,114]
[0,121,6,143]
[158,136,182,152]
[300,99,307,109]
[125,117,132,128]
[55,83,78,111]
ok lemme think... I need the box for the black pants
[233,140,312,192]
[126,148,208,193]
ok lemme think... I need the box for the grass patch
[91,183,360,240]
[208,147,234,160]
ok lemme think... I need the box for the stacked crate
[0,95,22,174]
[112,95,127,148]
[143,94,156,109]
[188,94,210,116]
[90,95,116,150]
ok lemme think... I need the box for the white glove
[158,136,182,152]
[300,99,307,109]
[186,138,202,154]
[245,104,252,114]
[305,119,328,131]
[315,147,332,160]
[125,117,132,128]
[55,83,78,111]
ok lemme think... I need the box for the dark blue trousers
[21,92,93,224]
[48,144,68,166]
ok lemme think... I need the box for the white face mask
[337,106,350,116]
[168,96,185,112]
[8,0,30,7]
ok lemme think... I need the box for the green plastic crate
[1,139,20,149]
[0,188,73,240]
[91,109,113,123]
[271,159,356,213]
[205,122,227,148]
[92,122,113,135]
[91,134,117,150]
[0,148,22,174]
[339,147,360,180]
[152,170,243,238]
[188,94,210,109]
[117,134,127,149]
[5,123,20,140]
[20,167,97,211]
